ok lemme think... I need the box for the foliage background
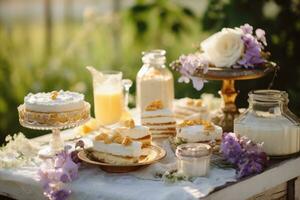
[0,0,299,144]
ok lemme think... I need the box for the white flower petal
[178,76,190,83]
[200,28,244,68]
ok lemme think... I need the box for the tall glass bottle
[136,49,174,112]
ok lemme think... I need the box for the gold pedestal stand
[196,65,275,132]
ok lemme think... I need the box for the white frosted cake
[141,100,176,137]
[18,90,90,126]
[24,90,84,112]
[176,119,222,143]
[92,132,144,164]
[174,98,208,120]
[115,119,152,147]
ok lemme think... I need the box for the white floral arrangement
[171,24,277,90]
[0,133,39,168]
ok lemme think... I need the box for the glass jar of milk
[136,49,174,112]
[234,90,300,157]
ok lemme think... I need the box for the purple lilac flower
[38,167,51,190]
[38,145,80,200]
[238,24,268,68]
[255,29,267,46]
[220,132,268,179]
[179,54,200,75]
[177,53,209,91]
[237,150,268,178]
[59,173,71,183]
[240,23,253,34]
[54,146,79,180]
[54,154,66,169]
[220,133,243,164]
[50,189,71,200]
[61,156,79,181]
[190,77,207,91]
[238,34,264,68]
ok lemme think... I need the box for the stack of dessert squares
[173,97,209,120]
[141,100,176,138]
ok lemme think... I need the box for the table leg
[287,178,297,200]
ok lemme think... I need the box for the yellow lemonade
[94,91,124,125]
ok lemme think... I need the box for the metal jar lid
[176,143,212,158]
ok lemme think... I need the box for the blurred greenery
[0,0,299,144]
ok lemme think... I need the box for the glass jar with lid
[136,49,174,112]
[176,143,212,177]
[234,90,300,157]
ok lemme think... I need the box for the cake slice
[116,119,152,147]
[141,100,176,137]
[92,132,143,165]
[176,119,222,143]
[173,98,208,120]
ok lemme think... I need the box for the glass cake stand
[194,63,277,132]
[18,103,91,158]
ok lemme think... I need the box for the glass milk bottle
[234,90,300,157]
[136,49,174,112]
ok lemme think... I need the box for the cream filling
[177,125,222,142]
[173,108,195,115]
[25,90,84,112]
[174,105,207,113]
[174,98,207,112]
[92,140,142,157]
[117,126,150,139]
[142,117,176,124]
[185,113,210,121]
[141,109,174,118]
[145,124,176,129]
[150,130,176,135]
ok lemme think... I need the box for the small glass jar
[176,143,212,177]
[234,90,300,157]
[136,49,174,112]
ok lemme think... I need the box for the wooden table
[203,156,300,200]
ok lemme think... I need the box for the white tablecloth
[0,131,237,200]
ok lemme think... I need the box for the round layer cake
[18,90,90,127]
[25,90,84,112]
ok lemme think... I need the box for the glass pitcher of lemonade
[87,66,124,126]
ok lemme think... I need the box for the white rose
[200,28,244,68]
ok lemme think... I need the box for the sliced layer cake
[141,100,176,137]
[92,132,144,165]
[116,119,152,147]
[176,119,222,143]
[173,97,208,120]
